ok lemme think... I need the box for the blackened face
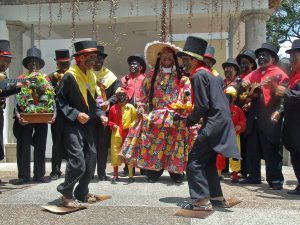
[203,57,213,69]
[224,65,237,79]
[27,58,42,71]
[129,61,141,73]
[116,92,127,103]
[93,55,104,71]
[0,56,11,72]
[290,51,300,71]
[160,48,175,68]
[257,51,273,67]
[57,61,70,72]
[182,56,192,73]
[83,53,97,70]
[239,58,252,74]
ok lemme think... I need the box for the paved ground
[0,163,299,225]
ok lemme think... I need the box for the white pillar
[241,10,271,50]
[5,21,28,162]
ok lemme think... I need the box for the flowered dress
[121,68,194,174]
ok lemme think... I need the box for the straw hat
[144,41,182,68]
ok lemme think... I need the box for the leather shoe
[33,177,50,183]
[98,175,108,181]
[239,178,261,184]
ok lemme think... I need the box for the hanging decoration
[187,0,194,29]
[88,0,100,40]
[48,0,53,37]
[57,0,63,21]
[135,0,139,16]
[153,0,159,34]
[160,0,168,42]
[38,2,42,48]
[69,0,80,46]
[168,0,173,43]
[129,0,134,16]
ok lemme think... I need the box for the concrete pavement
[0,163,299,225]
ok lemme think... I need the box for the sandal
[180,201,213,211]
[61,196,82,208]
[84,193,97,204]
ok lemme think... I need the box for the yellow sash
[94,67,117,96]
[66,64,96,107]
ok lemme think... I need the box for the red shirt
[121,73,145,103]
[243,65,289,105]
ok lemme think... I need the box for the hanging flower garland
[16,72,55,113]
[160,0,168,42]
[57,0,63,21]
[168,0,173,43]
[48,0,53,37]
[88,0,100,40]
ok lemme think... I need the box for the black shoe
[111,177,118,184]
[33,177,50,183]
[13,178,30,185]
[98,175,108,181]
[271,183,283,190]
[128,178,135,183]
[240,178,261,184]
[147,177,157,183]
[140,169,146,175]
[50,174,59,180]
[287,189,300,195]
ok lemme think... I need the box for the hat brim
[145,41,182,68]
[72,50,100,57]
[54,58,72,62]
[0,54,15,59]
[222,62,240,74]
[286,47,300,54]
[255,48,279,61]
[236,54,257,70]
[22,56,45,70]
[203,55,216,65]
[127,56,146,73]
[177,50,204,62]
[98,53,108,59]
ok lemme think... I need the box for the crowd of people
[0,35,299,210]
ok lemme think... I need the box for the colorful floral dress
[121,68,195,174]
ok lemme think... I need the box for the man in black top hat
[177,36,240,210]
[56,40,107,207]
[235,49,257,178]
[241,43,289,189]
[273,39,300,195]
[13,46,53,185]
[203,46,219,76]
[0,40,27,163]
[48,49,71,180]
[93,45,120,181]
[222,58,241,89]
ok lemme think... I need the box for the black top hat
[236,49,257,70]
[22,46,45,70]
[204,46,216,65]
[177,36,208,61]
[127,54,146,73]
[222,58,240,74]
[255,43,279,61]
[286,39,300,54]
[97,45,108,59]
[54,49,71,62]
[73,40,99,56]
[0,40,14,58]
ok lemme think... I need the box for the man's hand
[242,80,251,89]
[16,80,29,88]
[275,85,286,97]
[16,113,29,125]
[100,101,110,112]
[48,115,56,124]
[100,115,108,126]
[235,125,241,132]
[76,112,90,124]
[113,124,119,131]
[271,111,281,122]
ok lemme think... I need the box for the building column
[241,10,271,50]
[5,21,28,162]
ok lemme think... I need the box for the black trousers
[186,131,223,200]
[13,120,48,180]
[290,148,300,186]
[57,120,97,200]
[0,109,4,161]
[240,133,248,177]
[146,169,183,180]
[95,121,110,177]
[246,121,284,185]
[50,114,64,176]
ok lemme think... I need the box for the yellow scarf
[67,64,96,107]
[94,67,117,96]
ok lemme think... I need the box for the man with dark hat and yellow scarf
[56,40,107,207]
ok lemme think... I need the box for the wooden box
[20,113,54,124]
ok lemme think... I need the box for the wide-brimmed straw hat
[144,41,182,68]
